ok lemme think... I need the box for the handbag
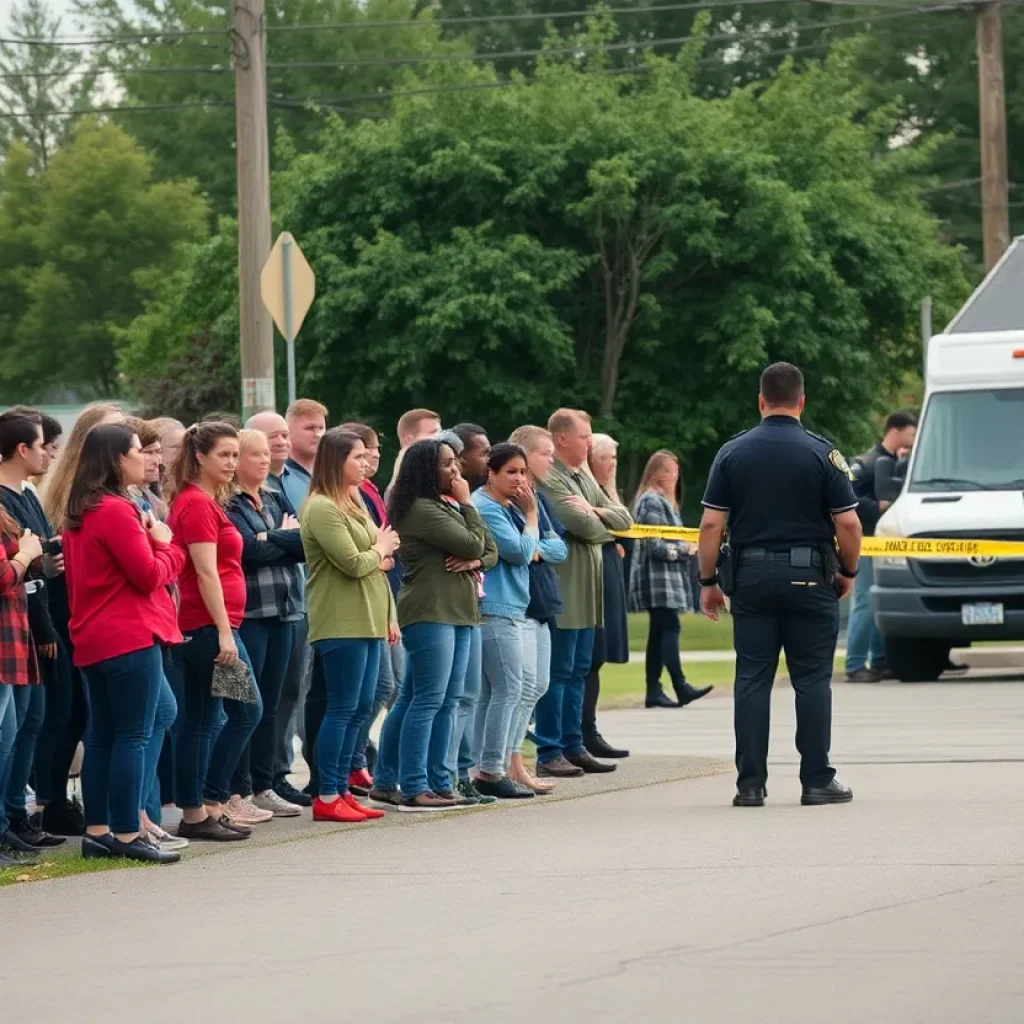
[211,659,259,704]
[527,494,564,623]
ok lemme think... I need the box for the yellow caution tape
[612,525,1024,559]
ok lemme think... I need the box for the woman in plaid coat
[0,505,43,866]
[628,451,713,709]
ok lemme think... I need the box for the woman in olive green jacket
[370,439,497,812]
[301,429,400,824]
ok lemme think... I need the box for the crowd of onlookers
[0,399,710,867]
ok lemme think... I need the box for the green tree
[124,30,968,483]
[0,0,99,169]
[0,118,208,400]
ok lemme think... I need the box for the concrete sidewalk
[2,682,1023,1022]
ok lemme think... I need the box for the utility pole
[233,0,275,420]
[976,1,1010,272]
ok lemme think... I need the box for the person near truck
[844,412,917,683]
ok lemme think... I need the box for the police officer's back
[697,362,863,808]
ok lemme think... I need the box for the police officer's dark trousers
[730,551,839,792]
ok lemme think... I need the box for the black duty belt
[737,547,824,566]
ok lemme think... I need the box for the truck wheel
[885,637,950,683]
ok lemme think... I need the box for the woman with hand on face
[63,424,186,864]
[469,444,539,800]
[226,429,306,819]
[167,422,261,842]
[630,450,712,709]
[370,440,497,812]
[301,429,400,823]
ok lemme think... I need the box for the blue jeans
[234,618,295,796]
[176,626,261,809]
[352,642,394,773]
[844,557,888,674]
[376,623,471,798]
[512,619,551,755]
[0,684,17,834]
[143,673,178,825]
[6,682,44,825]
[156,647,183,815]
[473,617,525,776]
[533,626,594,764]
[446,626,481,782]
[314,638,381,796]
[81,646,164,834]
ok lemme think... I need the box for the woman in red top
[63,424,185,865]
[166,422,262,842]
[0,506,43,868]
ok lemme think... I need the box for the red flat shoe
[343,792,385,819]
[312,797,367,823]
[348,768,374,791]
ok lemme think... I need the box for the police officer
[697,363,863,808]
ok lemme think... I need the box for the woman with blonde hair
[32,402,124,835]
[629,450,712,709]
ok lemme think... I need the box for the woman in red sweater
[167,421,263,841]
[63,424,185,865]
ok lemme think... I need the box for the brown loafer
[536,756,585,778]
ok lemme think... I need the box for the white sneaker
[147,825,189,852]
[252,789,302,818]
[225,794,273,825]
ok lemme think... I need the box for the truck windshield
[910,387,1024,492]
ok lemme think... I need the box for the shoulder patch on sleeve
[829,449,855,481]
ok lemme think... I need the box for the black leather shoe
[801,779,853,805]
[645,685,678,709]
[81,833,115,859]
[732,787,767,807]
[674,681,713,706]
[274,780,313,808]
[110,836,181,864]
[584,732,630,759]
[41,798,85,836]
[565,751,617,774]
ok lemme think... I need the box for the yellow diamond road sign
[261,232,315,342]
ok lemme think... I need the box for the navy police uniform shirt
[701,415,857,548]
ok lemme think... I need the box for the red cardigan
[64,494,186,668]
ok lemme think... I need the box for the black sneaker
[41,797,86,836]
[8,817,67,848]
[844,668,881,684]
[0,835,40,864]
[274,780,313,808]
[473,776,535,800]
[457,778,497,806]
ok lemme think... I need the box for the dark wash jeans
[33,635,84,807]
[533,626,594,765]
[731,555,839,792]
[232,617,295,797]
[174,626,261,809]
[81,645,164,834]
[313,638,381,796]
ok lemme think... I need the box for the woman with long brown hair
[33,402,124,835]
[301,429,399,822]
[166,421,262,841]
[629,450,712,708]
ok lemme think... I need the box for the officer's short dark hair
[760,362,804,407]
[884,411,917,433]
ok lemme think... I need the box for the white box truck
[873,244,1024,681]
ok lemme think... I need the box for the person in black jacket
[844,412,917,683]
[225,429,306,819]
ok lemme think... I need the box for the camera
[41,538,63,557]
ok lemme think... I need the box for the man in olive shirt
[535,409,634,776]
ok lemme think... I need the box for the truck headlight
[877,555,907,569]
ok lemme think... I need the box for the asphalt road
[2,677,1022,1024]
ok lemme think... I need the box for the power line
[0,64,231,82]
[0,28,225,48]
[0,99,234,120]
[265,2,970,71]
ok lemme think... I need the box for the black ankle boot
[673,679,713,706]
[645,684,678,709]
[585,731,630,759]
